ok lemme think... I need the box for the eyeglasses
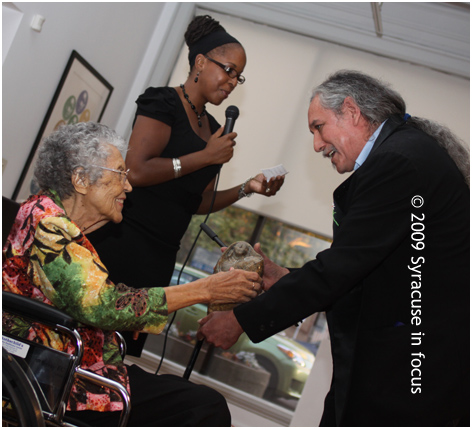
[204,55,245,84]
[91,165,130,184]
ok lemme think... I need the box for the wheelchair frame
[2,291,131,427]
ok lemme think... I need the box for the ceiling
[198,2,470,79]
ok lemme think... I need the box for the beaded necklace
[180,84,206,127]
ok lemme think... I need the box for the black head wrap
[188,31,241,68]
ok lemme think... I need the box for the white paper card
[262,164,289,180]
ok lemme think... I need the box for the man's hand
[197,310,244,349]
[254,243,289,291]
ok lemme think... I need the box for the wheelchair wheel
[2,348,45,426]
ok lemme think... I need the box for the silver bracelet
[172,158,182,178]
[238,176,254,199]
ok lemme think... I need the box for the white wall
[2,2,165,198]
[168,10,470,237]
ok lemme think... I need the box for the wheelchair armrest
[2,291,77,330]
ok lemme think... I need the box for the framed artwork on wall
[12,50,113,201]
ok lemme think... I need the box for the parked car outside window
[165,263,315,400]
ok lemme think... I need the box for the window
[144,205,331,413]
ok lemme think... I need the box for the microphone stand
[183,224,226,380]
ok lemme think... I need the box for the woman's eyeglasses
[91,165,130,184]
[204,55,245,84]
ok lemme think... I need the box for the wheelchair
[2,292,131,427]
[2,196,131,426]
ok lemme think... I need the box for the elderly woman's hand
[205,269,262,305]
[165,269,262,314]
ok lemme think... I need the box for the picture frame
[12,50,113,201]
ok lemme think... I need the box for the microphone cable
[155,105,237,374]
[155,167,221,374]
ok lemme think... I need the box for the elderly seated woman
[2,122,262,427]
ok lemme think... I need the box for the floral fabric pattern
[2,191,169,411]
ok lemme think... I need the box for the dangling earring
[194,72,200,83]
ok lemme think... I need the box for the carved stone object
[209,241,264,313]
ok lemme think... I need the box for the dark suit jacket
[234,116,469,426]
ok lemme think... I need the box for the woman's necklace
[180,84,206,127]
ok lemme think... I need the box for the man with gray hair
[198,70,469,426]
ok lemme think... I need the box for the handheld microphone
[222,105,239,136]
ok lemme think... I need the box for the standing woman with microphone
[88,15,285,356]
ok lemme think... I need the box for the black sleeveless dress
[87,87,221,355]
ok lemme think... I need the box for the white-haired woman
[3,121,262,426]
